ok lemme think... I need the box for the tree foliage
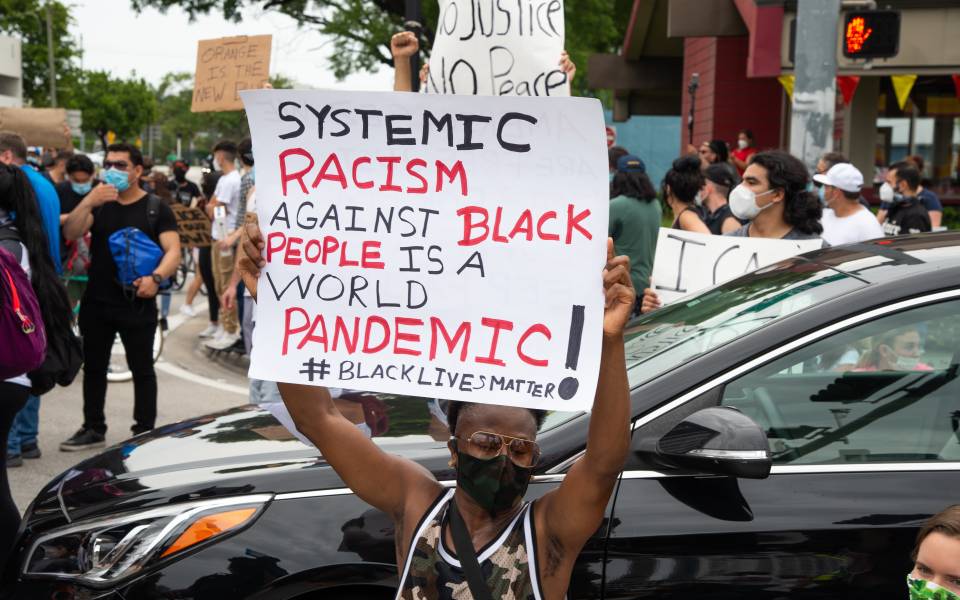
[74,71,157,149]
[0,0,82,106]
[130,0,630,96]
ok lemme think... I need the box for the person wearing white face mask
[878,164,932,236]
[730,128,756,176]
[855,326,932,372]
[640,151,825,314]
[813,162,884,246]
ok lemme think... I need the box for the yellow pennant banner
[891,74,918,111]
[777,74,795,100]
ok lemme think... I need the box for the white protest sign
[427,0,568,96]
[241,89,607,412]
[652,228,822,304]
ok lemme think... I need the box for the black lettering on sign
[655,233,707,294]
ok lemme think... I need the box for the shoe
[160,317,169,332]
[179,303,197,317]
[204,331,240,351]
[7,453,22,468]
[21,440,41,459]
[198,323,220,339]
[60,428,106,452]
[227,338,246,354]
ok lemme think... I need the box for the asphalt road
[9,285,252,512]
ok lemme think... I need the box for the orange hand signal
[845,16,873,54]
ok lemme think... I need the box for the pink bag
[0,246,46,380]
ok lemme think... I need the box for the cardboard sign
[171,203,213,248]
[241,89,607,412]
[192,35,272,112]
[652,229,823,304]
[426,0,568,97]
[0,108,72,148]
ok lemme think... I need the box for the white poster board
[241,89,607,412]
[426,0,569,96]
[651,229,822,304]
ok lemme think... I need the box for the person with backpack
[60,143,181,451]
[0,163,73,565]
[56,153,97,306]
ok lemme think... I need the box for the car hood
[29,405,451,524]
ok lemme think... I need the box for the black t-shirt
[169,180,202,206]
[881,197,931,236]
[85,193,178,307]
[702,204,743,235]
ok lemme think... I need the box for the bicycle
[64,274,164,383]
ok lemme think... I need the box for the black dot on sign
[558,377,579,400]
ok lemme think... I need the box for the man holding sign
[238,87,628,598]
[239,228,632,600]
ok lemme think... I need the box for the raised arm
[62,183,118,240]
[391,31,418,92]
[236,221,442,519]
[539,239,633,548]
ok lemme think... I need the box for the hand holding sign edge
[239,221,265,301]
[602,238,635,338]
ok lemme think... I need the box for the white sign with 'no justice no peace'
[241,89,608,412]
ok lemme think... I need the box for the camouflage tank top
[396,488,545,600]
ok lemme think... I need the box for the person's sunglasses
[103,160,130,170]
[453,431,541,467]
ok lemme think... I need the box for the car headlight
[22,494,272,587]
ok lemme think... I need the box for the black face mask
[173,168,187,183]
[455,448,533,516]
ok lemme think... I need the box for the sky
[68,1,393,92]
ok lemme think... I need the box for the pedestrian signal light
[842,10,900,59]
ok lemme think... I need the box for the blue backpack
[108,195,170,290]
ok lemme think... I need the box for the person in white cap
[814,163,884,246]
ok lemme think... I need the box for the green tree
[0,0,82,107]
[129,0,631,97]
[74,70,157,150]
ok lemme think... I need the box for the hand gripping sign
[241,89,607,412]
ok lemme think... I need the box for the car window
[720,299,960,465]
[624,263,865,388]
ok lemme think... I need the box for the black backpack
[0,226,83,395]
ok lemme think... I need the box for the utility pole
[45,3,57,107]
[789,0,841,174]
[405,0,422,92]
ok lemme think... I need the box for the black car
[5,233,960,599]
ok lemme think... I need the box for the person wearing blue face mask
[55,153,98,304]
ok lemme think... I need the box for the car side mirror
[655,406,771,479]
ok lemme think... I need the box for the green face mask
[455,448,532,516]
[909,575,960,600]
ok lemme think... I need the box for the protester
[813,163,884,246]
[730,128,757,175]
[609,154,661,307]
[151,171,176,330]
[55,154,97,305]
[642,151,825,313]
[608,145,629,178]
[391,30,420,92]
[190,172,221,337]
[663,155,710,234]
[701,163,742,235]
[0,132,61,273]
[855,325,932,372]
[237,216,632,599]
[203,141,241,350]
[60,143,181,450]
[0,164,72,558]
[909,505,960,598]
[170,160,202,207]
[44,150,71,185]
[878,161,942,229]
[879,164,932,236]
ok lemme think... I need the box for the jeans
[80,300,158,435]
[160,291,171,318]
[249,379,282,405]
[6,395,39,456]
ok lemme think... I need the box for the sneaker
[198,323,220,339]
[204,331,240,351]
[179,303,197,317]
[7,453,22,468]
[21,440,41,459]
[227,338,246,354]
[160,317,169,332]
[60,428,106,452]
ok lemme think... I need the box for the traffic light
[843,10,901,59]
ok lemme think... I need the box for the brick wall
[680,36,784,157]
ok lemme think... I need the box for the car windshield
[624,259,867,388]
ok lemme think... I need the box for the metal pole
[177,135,182,160]
[789,0,841,174]
[45,3,57,107]
[687,73,699,147]
[404,0,422,93]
